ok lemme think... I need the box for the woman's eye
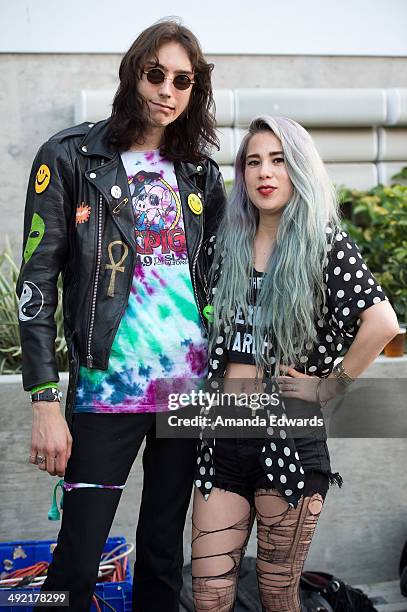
[273,157,285,164]
[247,160,259,166]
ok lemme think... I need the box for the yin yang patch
[18,281,44,322]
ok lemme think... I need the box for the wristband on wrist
[31,382,59,394]
[31,386,62,403]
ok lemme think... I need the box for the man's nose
[158,77,172,97]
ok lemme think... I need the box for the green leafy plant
[340,178,407,323]
[0,243,68,374]
[391,166,407,182]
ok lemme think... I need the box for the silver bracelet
[315,378,329,408]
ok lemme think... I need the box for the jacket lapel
[175,161,205,264]
[85,156,137,252]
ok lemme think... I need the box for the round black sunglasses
[143,68,195,91]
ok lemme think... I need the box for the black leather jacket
[17,119,226,424]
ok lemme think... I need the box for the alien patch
[23,213,45,263]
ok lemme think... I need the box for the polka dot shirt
[195,229,388,506]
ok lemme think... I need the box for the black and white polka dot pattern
[301,230,387,373]
[194,228,387,507]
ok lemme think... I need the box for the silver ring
[36,455,46,465]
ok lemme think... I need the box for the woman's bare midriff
[225,362,258,379]
[223,362,264,394]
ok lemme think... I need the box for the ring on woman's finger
[36,455,46,465]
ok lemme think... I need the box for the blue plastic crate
[0,537,132,611]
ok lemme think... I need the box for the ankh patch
[105,240,129,297]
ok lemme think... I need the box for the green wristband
[30,382,59,394]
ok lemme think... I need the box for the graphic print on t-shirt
[131,169,187,267]
[74,150,207,414]
[228,273,271,362]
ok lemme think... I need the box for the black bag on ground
[300,571,378,611]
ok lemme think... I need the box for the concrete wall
[2,53,407,253]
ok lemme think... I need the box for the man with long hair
[17,19,225,611]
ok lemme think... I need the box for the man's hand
[29,402,72,477]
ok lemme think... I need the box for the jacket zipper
[176,165,208,326]
[86,164,104,368]
[197,259,210,303]
[192,215,205,327]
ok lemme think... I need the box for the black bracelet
[31,387,62,403]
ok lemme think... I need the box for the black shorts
[211,437,330,505]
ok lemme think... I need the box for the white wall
[1,0,407,56]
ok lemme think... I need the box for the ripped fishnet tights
[191,487,324,612]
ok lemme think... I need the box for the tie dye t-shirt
[74,150,207,413]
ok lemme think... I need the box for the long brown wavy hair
[107,19,219,161]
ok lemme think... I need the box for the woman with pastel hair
[191,116,399,611]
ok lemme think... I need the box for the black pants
[36,413,195,612]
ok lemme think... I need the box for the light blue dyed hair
[210,115,341,375]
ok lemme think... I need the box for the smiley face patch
[35,164,51,194]
[188,193,203,215]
